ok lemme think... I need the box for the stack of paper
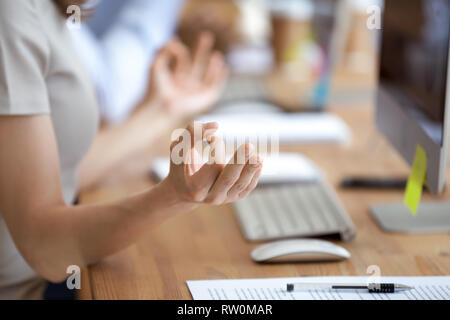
[187,276,450,300]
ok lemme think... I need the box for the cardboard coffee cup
[270,0,314,66]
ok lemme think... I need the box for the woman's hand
[162,122,263,207]
[147,32,228,118]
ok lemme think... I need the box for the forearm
[22,178,195,283]
[78,102,174,190]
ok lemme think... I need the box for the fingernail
[246,144,255,156]
[251,162,260,168]
[252,158,262,168]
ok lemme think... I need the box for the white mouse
[251,239,351,263]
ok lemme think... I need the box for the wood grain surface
[77,103,450,300]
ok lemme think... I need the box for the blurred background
[73,0,387,186]
[176,0,383,110]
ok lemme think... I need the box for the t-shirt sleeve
[0,0,51,115]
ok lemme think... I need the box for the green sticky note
[404,145,427,215]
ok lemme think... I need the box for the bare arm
[78,100,177,190]
[0,116,261,283]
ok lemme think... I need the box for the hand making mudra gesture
[163,122,263,211]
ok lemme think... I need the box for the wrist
[125,101,170,144]
[153,177,198,212]
[155,177,183,207]
[143,91,171,115]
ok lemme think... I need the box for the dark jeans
[44,281,76,300]
[43,196,78,300]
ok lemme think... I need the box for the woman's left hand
[147,32,228,118]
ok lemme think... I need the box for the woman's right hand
[162,122,263,207]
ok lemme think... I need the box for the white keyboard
[233,182,356,242]
[151,153,321,185]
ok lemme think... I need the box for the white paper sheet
[187,276,450,300]
[196,112,351,144]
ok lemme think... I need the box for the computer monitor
[371,0,450,233]
[376,0,450,195]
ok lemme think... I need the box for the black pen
[286,282,413,293]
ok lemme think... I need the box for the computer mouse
[251,239,351,263]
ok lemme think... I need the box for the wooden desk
[78,105,450,300]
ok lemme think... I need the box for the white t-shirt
[0,0,99,299]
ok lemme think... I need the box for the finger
[191,31,215,79]
[163,39,191,76]
[187,146,202,175]
[237,165,263,200]
[189,136,226,185]
[203,51,227,86]
[169,122,217,177]
[186,122,219,148]
[169,134,187,177]
[175,122,218,178]
[152,47,169,70]
[226,155,262,201]
[151,48,172,82]
[207,135,227,166]
[188,162,223,201]
[186,132,227,200]
[205,143,255,205]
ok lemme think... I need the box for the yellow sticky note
[282,41,301,63]
[404,145,427,215]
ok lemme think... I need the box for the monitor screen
[380,0,450,146]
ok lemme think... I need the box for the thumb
[151,49,171,82]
